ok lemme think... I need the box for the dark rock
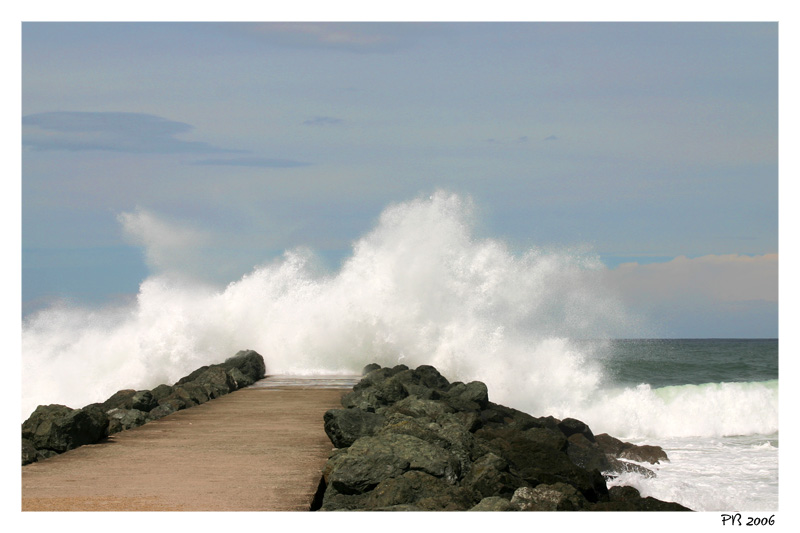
[591,485,692,511]
[461,452,527,499]
[21,350,268,464]
[557,417,596,442]
[220,349,266,385]
[131,390,158,412]
[21,403,109,453]
[566,433,613,472]
[477,426,608,503]
[100,389,137,411]
[147,402,178,420]
[367,470,475,511]
[362,363,381,375]
[442,381,489,412]
[605,457,657,479]
[149,384,174,403]
[107,408,149,434]
[324,408,385,448]
[324,432,461,495]
[318,362,690,512]
[620,444,669,464]
[596,433,669,464]
[21,404,75,448]
[22,438,38,465]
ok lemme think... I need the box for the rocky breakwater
[320,363,690,511]
[21,350,266,465]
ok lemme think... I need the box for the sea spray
[21,192,630,419]
[21,191,779,511]
[20,192,777,442]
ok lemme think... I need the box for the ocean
[20,193,778,513]
[573,338,779,512]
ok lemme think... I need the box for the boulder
[220,349,266,386]
[21,438,38,466]
[323,408,385,448]
[21,404,108,453]
[595,433,669,464]
[591,485,691,511]
[21,350,267,464]
[366,470,475,511]
[318,362,690,511]
[469,496,518,511]
[511,482,590,511]
[107,408,149,434]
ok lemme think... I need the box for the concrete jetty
[21,376,356,511]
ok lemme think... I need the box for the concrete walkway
[21,377,355,511]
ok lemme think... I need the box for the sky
[19,19,780,338]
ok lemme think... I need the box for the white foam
[21,192,629,418]
[20,191,777,444]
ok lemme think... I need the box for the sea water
[20,192,778,512]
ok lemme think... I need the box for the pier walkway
[21,376,357,511]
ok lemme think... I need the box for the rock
[362,363,381,375]
[441,381,490,412]
[107,408,149,434]
[620,444,669,464]
[131,390,158,412]
[324,408,385,448]
[220,349,267,386]
[147,402,178,420]
[22,438,38,465]
[21,404,75,449]
[318,362,689,511]
[324,432,461,495]
[511,482,590,511]
[461,452,527,499]
[469,496,518,511]
[149,384,174,402]
[21,350,267,463]
[21,404,109,453]
[595,433,669,464]
[557,417,596,442]
[591,485,691,511]
[100,390,138,411]
[366,470,475,511]
[566,433,613,472]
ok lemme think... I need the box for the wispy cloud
[303,116,344,127]
[240,22,412,53]
[485,135,529,145]
[22,111,243,154]
[191,157,311,168]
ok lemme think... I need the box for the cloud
[609,253,778,303]
[603,253,778,337]
[485,136,529,145]
[544,135,558,141]
[240,22,410,53]
[191,157,311,168]
[303,116,344,127]
[22,111,243,154]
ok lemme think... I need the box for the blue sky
[20,20,780,337]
